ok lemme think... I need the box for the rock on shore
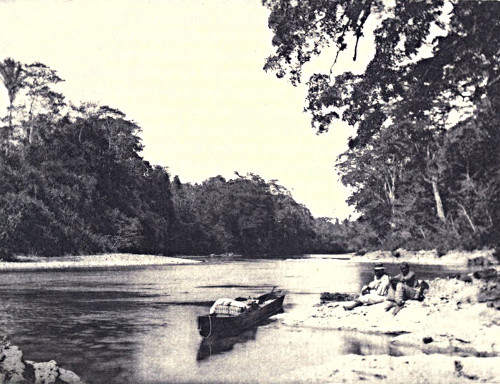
[0,338,85,384]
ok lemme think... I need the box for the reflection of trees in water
[0,288,153,384]
[197,327,258,362]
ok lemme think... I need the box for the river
[0,256,466,383]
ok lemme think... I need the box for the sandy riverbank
[2,249,497,271]
[350,248,498,267]
[279,273,500,383]
[281,354,500,384]
[0,253,200,271]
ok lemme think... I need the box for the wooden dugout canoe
[197,291,285,337]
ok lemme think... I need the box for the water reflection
[0,286,165,384]
[196,328,258,361]
[340,332,408,356]
[0,259,468,384]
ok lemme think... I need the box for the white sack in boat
[209,298,249,315]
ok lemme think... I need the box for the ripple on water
[0,258,468,384]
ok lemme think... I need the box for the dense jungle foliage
[0,58,347,259]
[3,1,498,259]
[262,0,500,252]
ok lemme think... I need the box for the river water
[0,256,466,383]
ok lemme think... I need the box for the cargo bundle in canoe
[197,290,285,337]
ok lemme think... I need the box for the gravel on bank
[0,253,201,271]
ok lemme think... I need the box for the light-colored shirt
[367,274,390,296]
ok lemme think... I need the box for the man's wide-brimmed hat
[374,263,385,270]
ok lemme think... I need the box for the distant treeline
[170,174,350,256]
[0,58,350,259]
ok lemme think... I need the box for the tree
[0,58,24,144]
[0,56,345,258]
[263,0,447,135]
[21,63,65,144]
[170,173,322,256]
[262,1,500,249]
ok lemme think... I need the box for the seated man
[385,262,426,314]
[344,263,390,310]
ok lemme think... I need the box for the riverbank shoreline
[279,272,500,383]
[0,253,201,272]
[1,249,497,272]
[349,248,498,267]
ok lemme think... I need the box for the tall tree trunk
[8,103,13,132]
[431,176,446,222]
[384,169,397,228]
[458,203,476,233]
[6,101,14,145]
[28,123,34,144]
[27,98,35,144]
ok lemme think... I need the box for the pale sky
[0,0,375,219]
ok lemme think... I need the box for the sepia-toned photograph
[1,0,499,383]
